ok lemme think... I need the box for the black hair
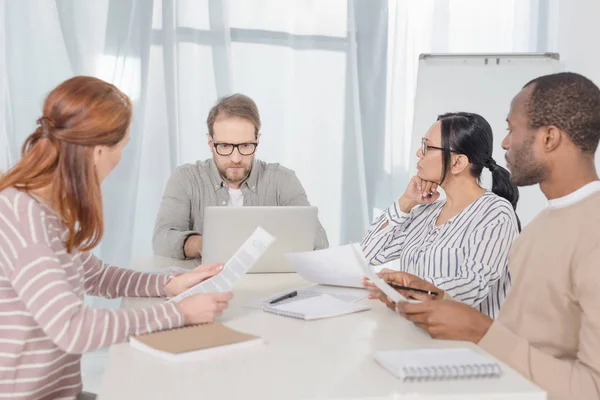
[523,72,600,153]
[437,112,520,227]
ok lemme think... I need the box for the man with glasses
[153,94,329,259]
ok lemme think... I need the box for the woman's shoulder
[0,187,59,226]
[412,199,445,216]
[0,187,36,215]
[471,192,519,228]
[478,192,517,213]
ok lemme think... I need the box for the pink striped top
[0,187,184,399]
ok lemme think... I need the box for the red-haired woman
[0,76,232,400]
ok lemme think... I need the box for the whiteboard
[409,53,563,227]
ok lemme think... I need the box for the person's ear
[451,154,469,175]
[542,126,562,153]
[207,134,215,154]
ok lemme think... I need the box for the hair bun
[36,117,56,138]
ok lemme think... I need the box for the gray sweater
[152,159,329,259]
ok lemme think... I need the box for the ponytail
[486,159,521,231]
[0,76,131,253]
[436,113,521,231]
[2,118,62,193]
[0,118,104,252]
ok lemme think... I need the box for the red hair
[0,76,132,252]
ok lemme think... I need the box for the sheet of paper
[244,284,369,309]
[264,294,370,320]
[350,244,415,303]
[169,227,275,303]
[284,244,366,288]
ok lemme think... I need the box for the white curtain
[0,0,555,271]
[381,0,557,213]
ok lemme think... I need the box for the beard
[216,161,252,184]
[506,134,548,187]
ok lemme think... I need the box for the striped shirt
[0,187,184,400]
[361,192,519,318]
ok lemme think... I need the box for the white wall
[557,0,600,167]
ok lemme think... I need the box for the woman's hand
[165,263,223,297]
[177,292,233,325]
[398,176,440,212]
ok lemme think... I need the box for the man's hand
[183,235,203,259]
[379,269,444,301]
[397,300,493,343]
[165,263,223,297]
[362,269,443,310]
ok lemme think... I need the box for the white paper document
[263,294,370,320]
[169,227,275,303]
[245,284,369,309]
[350,244,416,304]
[284,244,367,288]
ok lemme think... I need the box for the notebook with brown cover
[129,323,263,361]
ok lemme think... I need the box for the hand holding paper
[165,263,224,297]
[376,269,442,301]
[170,227,275,303]
[350,245,419,305]
[177,292,233,325]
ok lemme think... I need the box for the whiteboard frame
[419,52,559,60]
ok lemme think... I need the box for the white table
[98,257,545,400]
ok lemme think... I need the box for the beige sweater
[479,185,600,400]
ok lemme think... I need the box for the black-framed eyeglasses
[421,138,457,156]
[212,142,258,156]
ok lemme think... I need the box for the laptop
[201,206,318,273]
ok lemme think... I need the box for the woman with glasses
[361,112,520,318]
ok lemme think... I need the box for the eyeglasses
[421,139,457,156]
[212,142,258,156]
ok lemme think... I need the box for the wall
[557,0,600,167]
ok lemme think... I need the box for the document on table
[244,284,369,309]
[263,294,370,320]
[284,244,367,288]
[169,227,275,303]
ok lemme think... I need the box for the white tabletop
[98,258,545,400]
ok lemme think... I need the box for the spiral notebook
[375,348,502,382]
[129,323,263,362]
[263,294,370,320]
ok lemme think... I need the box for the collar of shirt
[207,158,259,193]
[547,180,600,209]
